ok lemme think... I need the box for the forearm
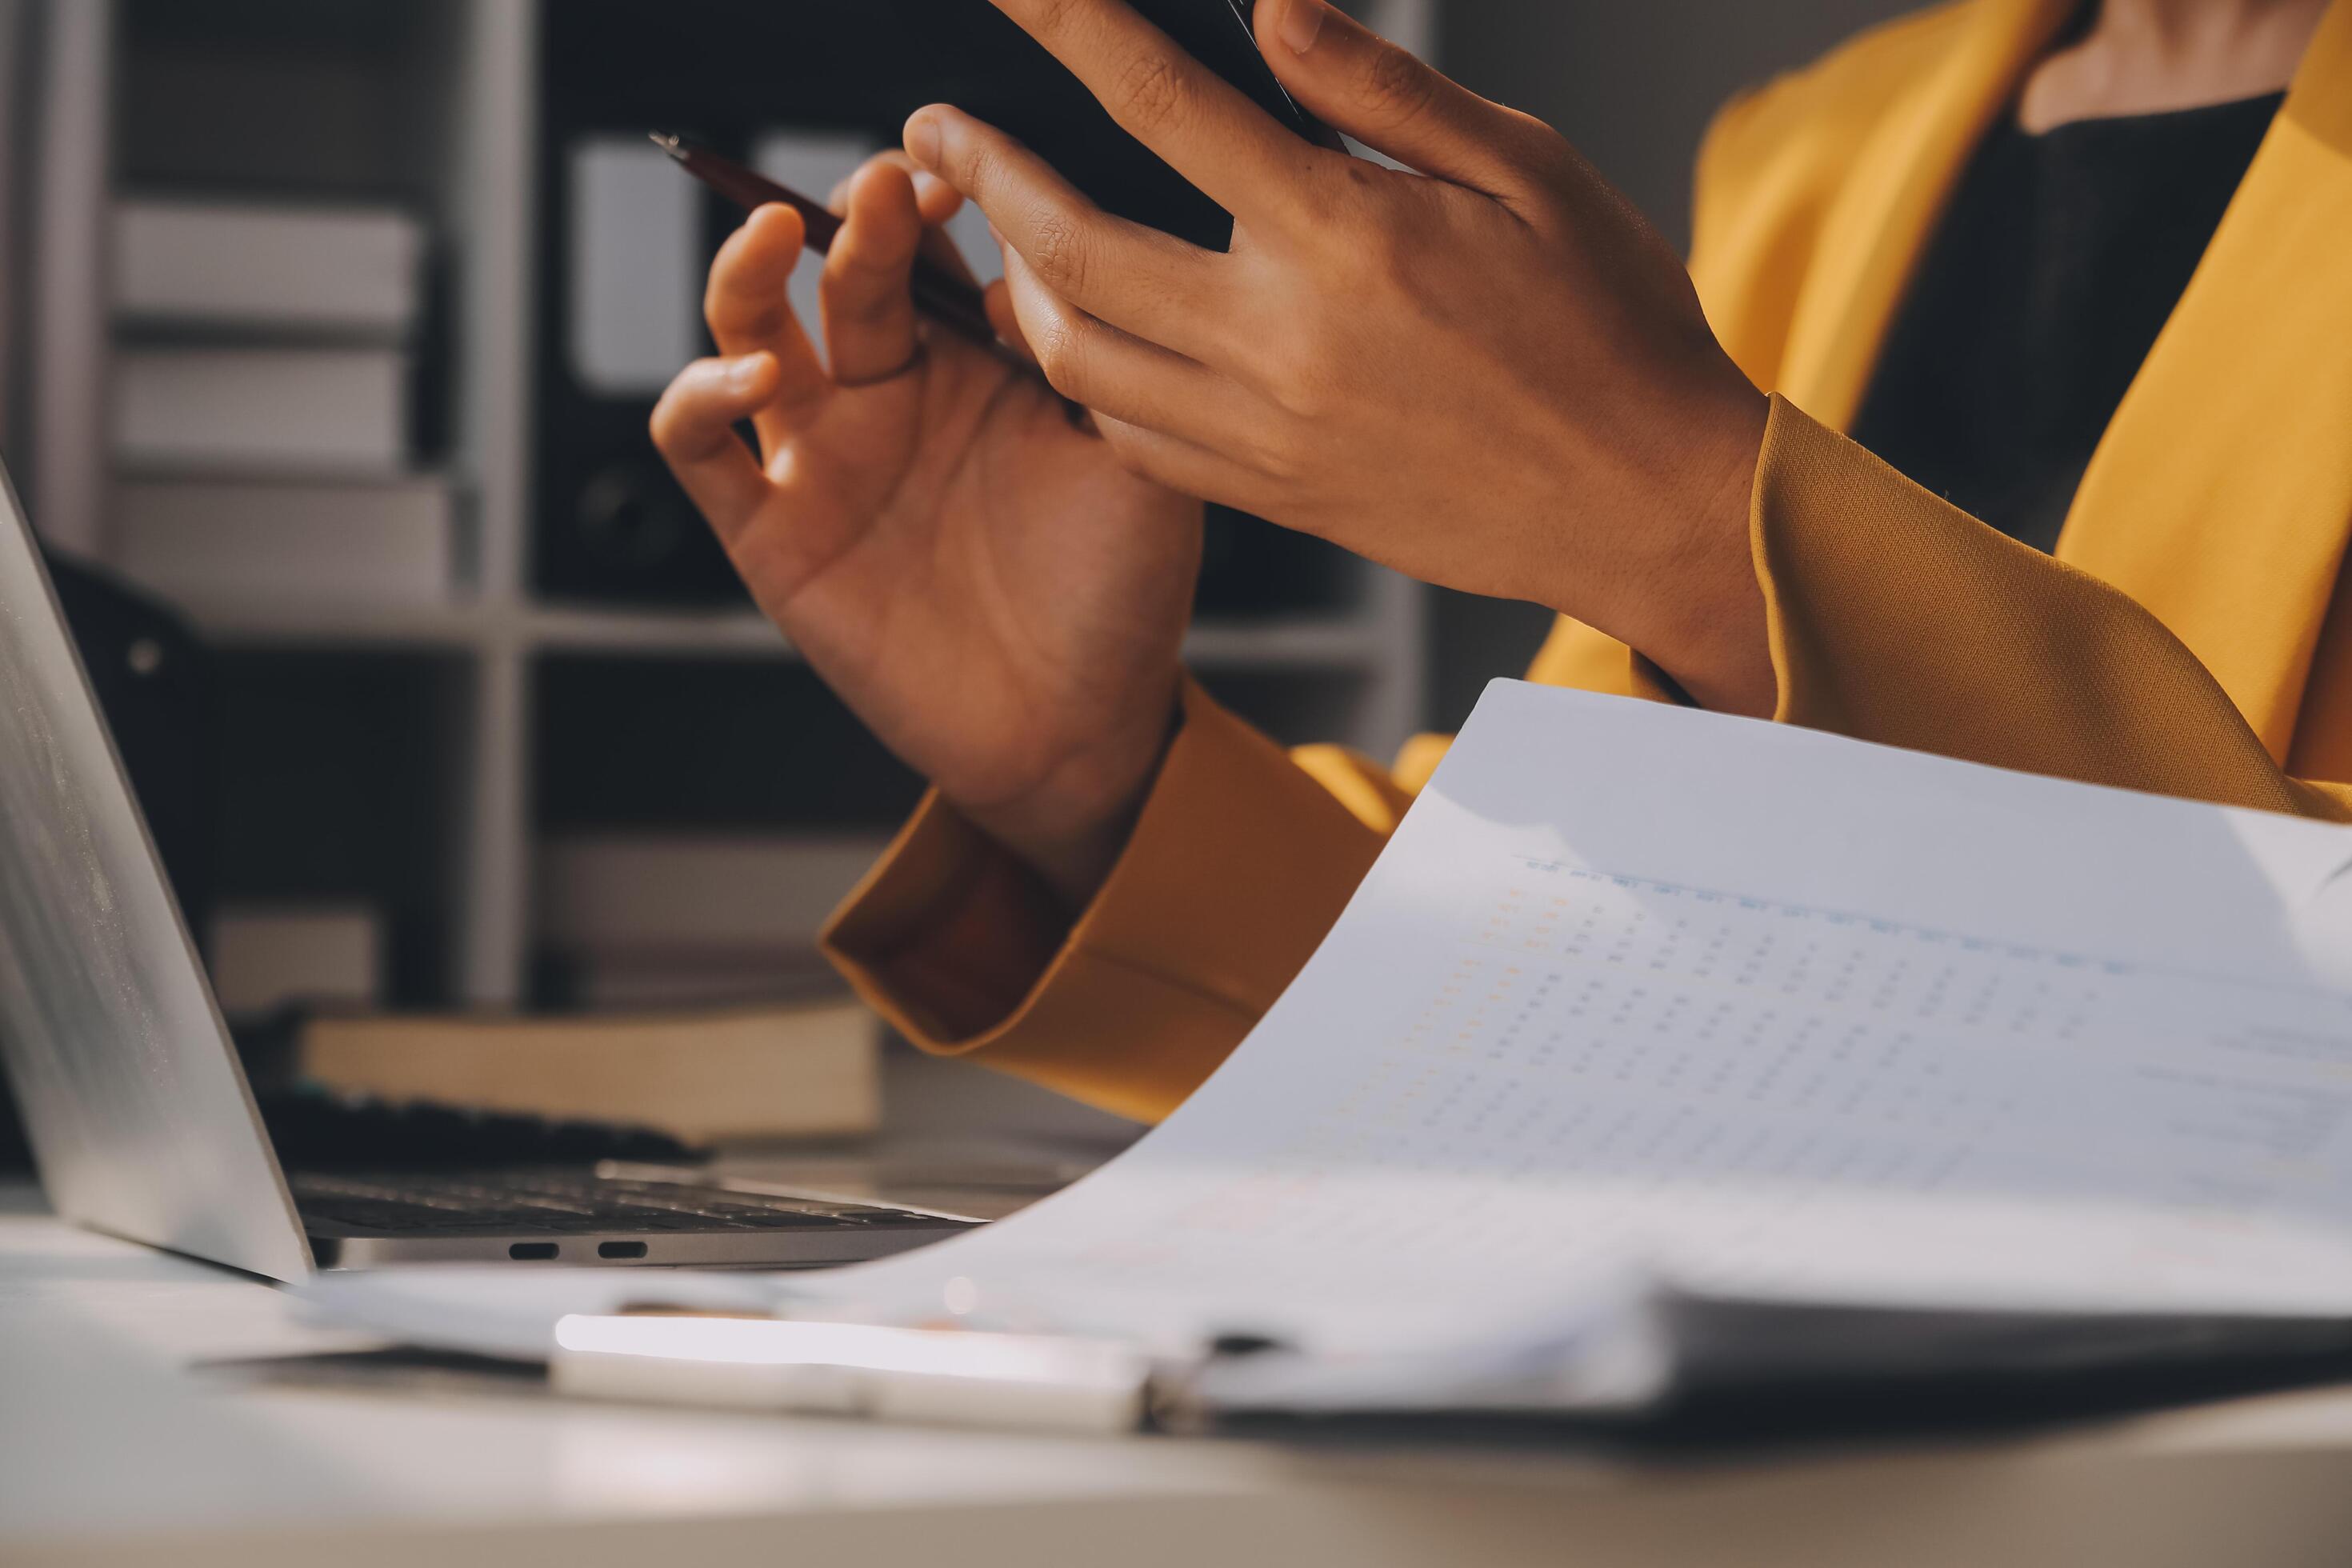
[1526,376,1776,719]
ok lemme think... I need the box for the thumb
[1254,0,1545,197]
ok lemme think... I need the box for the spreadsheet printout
[303,684,2352,1373]
[785,682,2352,1353]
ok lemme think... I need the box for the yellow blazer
[823,0,2352,1122]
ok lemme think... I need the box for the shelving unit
[26,0,1436,1013]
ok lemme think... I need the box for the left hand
[904,0,1775,715]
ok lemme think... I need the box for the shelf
[177,596,1402,671]
[42,0,1434,1014]
[524,605,789,658]
[1184,618,1392,671]
[528,607,1396,670]
[174,594,493,650]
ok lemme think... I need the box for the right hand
[650,158,1204,907]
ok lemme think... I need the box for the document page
[785,682,2352,1356]
[304,683,2352,1382]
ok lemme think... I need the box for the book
[551,950,846,1014]
[536,833,890,958]
[298,997,882,1146]
[113,198,423,334]
[111,475,452,606]
[298,682,2352,1424]
[210,904,382,1020]
[113,345,407,472]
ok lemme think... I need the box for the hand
[905,0,1775,715]
[650,156,1204,906]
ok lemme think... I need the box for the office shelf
[185,596,1401,672]
[29,0,1438,1010]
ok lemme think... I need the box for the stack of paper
[111,476,451,606]
[535,832,891,1007]
[106,196,448,606]
[114,199,423,333]
[304,684,2352,1422]
[113,346,408,473]
[209,904,383,1021]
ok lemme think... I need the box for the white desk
[8,1187,2352,1568]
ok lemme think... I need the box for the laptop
[0,461,974,1278]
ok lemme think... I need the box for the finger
[703,205,829,450]
[997,246,1246,447]
[649,354,782,546]
[834,151,985,290]
[978,0,1324,226]
[910,167,966,227]
[822,159,926,385]
[831,150,966,222]
[985,276,1040,369]
[906,106,1222,358]
[1094,414,1270,516]
[902,158,985,287]
[1255,0,1557,200]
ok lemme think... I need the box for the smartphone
[891,0,1344,251]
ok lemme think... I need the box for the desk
[7,1187,2352,1568]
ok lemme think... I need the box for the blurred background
[0,0,1914,1085]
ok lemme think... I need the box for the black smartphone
[891,0,1344,251]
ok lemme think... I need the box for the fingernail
[905,114,942,169]
[727,356,768,393]
[911,170,952,206]
[1278,0,1327,54]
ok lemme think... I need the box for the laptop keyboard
[258,1083,695,1171]
[290,1170,971,1234]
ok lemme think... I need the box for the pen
[650,130,1001,350]
[551,1312,1156,1433]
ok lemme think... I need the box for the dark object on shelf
[2,555,214,1176]
[207,651,464,1006]
[530,0,1363,618]
[534,1,916,606]
[1197,506,1359,617]
[536,656,926,832]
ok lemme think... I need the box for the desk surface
[9,1187,2352,1568]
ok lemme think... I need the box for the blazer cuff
[822,674,1385,1122]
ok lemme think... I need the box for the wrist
[1546,374,1774,718]
[958,688,1185,914]
[1641,382,1774,717]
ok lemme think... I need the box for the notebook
[302,682,2352,1421]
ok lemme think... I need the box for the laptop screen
[0,463,311,1280]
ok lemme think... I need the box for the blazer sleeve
[822,677,1392,1123]
[1751,394,2352,820]
[825,636,1690,1122]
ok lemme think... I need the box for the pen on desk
[650,130,1001,350]
[550,1313,1157,1434]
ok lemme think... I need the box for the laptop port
[598,1241,649,1259]
[508,1242,559,1261]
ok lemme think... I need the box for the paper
[305,683,2352,1382]
[778,682,2352,1350]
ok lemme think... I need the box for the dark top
[1849,91,2284,554]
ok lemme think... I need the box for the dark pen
[650,131,1000,349]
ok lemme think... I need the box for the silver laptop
[0,462,973,1278]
